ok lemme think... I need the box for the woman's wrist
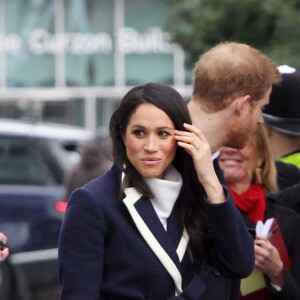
[204,183,225,204]
[207,188,224,202]
[268,262,284,288]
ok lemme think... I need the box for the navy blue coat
[58,165,254,299]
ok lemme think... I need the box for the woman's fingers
[183,123,208,142]
[174,123,209,154]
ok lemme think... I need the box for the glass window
[124,0,175,84]
[65,0,114,86]
[5,0,55,87]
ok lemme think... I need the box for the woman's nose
[144,136,158,152]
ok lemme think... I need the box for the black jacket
[275,161,300,190]
[242,198,300,300]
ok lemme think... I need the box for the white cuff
[271,282,282,292]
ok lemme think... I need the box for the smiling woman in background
[58,82,254,300]
[218,125,300,300]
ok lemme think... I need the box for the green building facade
[0,0,192,131]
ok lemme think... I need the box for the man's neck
[187,100,227,153]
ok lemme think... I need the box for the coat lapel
[167,200,189,262]
[123,187,188,295]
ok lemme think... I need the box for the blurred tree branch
[165,0,300,69]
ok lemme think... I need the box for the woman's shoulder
[69,164,122,206]
[85,164,121,191]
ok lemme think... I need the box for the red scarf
[229,184,266,223]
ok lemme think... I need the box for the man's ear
[235,95,251,115]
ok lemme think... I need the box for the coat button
[213,269,220,276]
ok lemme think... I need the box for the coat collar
[123,187,189,295]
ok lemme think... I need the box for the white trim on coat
[123,187,188,295]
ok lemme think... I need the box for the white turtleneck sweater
[144,165,183,230]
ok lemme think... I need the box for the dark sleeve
[213,157,225,184]
[267,268,300,300]
[204,186,255,278]
[267,210,300,300]
[58,188,106,300]
[268,183,300,214]
[276,161,300,190]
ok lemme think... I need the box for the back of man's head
[264,65,300,137]
[192,42,280,112]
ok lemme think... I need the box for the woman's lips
[141,157,161,165]
[220,158,242,166]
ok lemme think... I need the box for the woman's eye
[159,131,170,137]
[133,130,144,136]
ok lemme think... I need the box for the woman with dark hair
[58,83,254,300]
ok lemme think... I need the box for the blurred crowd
[63,134,113,200]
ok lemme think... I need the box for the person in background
[58,82,254,300]
[63,136,112,199]
[0,232,9,259]
[218,125,300,300]
[188,41,280,153]
[186,41,280,298]
[264,65,300,167]
[260,65,300,213]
